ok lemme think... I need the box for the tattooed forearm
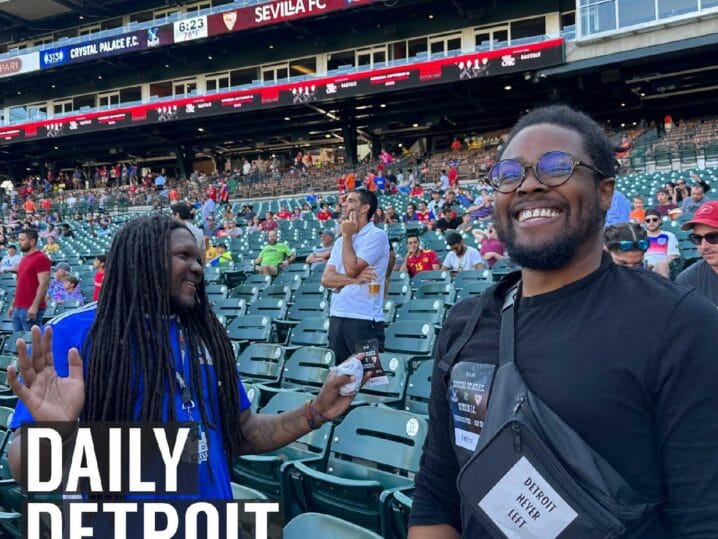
[238,407,310,455]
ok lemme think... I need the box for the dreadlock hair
[83,214,242,459]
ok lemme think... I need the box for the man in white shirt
[644,208,680,278]
[0,244,21,273]
[441,230,484,274]
[321,189,390,362]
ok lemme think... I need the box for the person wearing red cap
[676,201,718,305]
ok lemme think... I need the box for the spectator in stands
[457,213,473,233]
[47,262,71,302]
[428,190,445,216]
[653,189,678,217]
[677,201,718,305]
[604,222,649,269]
[255,230,295,276]
[247,215,262,233]
[372,207,386,225]
[403,203,418,222]
[40,223,58,240]
[385,205,398,224]
[171,203,203,250]
[7,215,364,516]
[317,203,333,221]
[630,196,646,222]
[203,216,219,238]
[217,219,242,239]
[456,187,474,207]
[260,212,278,232]
[9,229,51,330]
[321,189,389,362]
[605,189,631,226]
[95,221,111,237]
[448,165,459,188]
[92,254,106,302]
[468,193,495,221]
[416,201,435,227]
[243,204,256,221]
[436,207,463,232]
[442,231,483,274]
[204,239,218,262]
[451,136,462,152]
[201,194,216,222]
[411,105,718,538]
[681,183,706,215]
[290,207,302,220]
[209,243,233,267]
[410,183,425,197]
[58,275,84,305]
[41,235,60,255]
[306,230,335,269]
[276,204,292,220]
[644,208,680,278]
[674,178,689,204]
[400,234,440,277]
[478,225,505,268]
[437,170,450,191]
[0,244,20,274]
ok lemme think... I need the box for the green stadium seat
[232,391,332,498]
[284,513,382,539]
[383,299,396,325]
[274,272,303,291]
[292,283,328,303]
[404,360,433,417]
[288,318,329,348]
[414,282,456,304]
[205,283,228,299]
[395,299,445,326]
[0,333,30,357]
[280,346,334,393]
[386,282,412,308]
[211,297,247,321]
[410,270,450,290]
[259,284,292,304]
[227,315,273,348]
[452,269,492,290]
[235,343,285,386]
[229,285,260,304]
[244,274,272,290]
[247,298,288,321]
[384,321,435,357]
[380,486,415,539]
[455,280,494,302]
[350,353,407,408]
[283,407,427,531]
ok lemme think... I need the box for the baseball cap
[55,262,71,271]
[320,229,335,239]
[682,201,718,230]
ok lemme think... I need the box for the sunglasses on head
[688,232,718,245]
[607,239,649,252]
[488,150,606,193]
[645,217,660,223]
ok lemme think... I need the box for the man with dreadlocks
[7,215,362,501]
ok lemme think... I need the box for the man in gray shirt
[677,201,718,305]
[306,229,335,269]
[680,183,707,215]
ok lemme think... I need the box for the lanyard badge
[176,328,209,464]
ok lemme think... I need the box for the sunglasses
[607,239,649,252]
[488,150,606,193]
[688,232,718,245]
[645,217,660,223]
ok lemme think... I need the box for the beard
[494,194,603,271]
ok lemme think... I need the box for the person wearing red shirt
[22,198,36,214]
[410,184,425,197]
[317,204,333,221]
[451,137,462,152]
[415,201,435,224]
[207,184,218,202]
[337,175,347,193]
[400,234,441,277]
[260,212,279,232]
[448,166,459,188]
[276,206,292,219]
[9,228,51,330]
[40,197,52,212]
[93,254,106,302]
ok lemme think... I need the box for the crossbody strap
[499,282,520,366]
[438,272,521,377]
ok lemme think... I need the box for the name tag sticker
[478,456,577,538]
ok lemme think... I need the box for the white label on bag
[478,456,577,538]
[454,428,479,451]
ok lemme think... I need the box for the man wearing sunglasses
[676,201,718,305]
[644,208,680,278]
[409,105,718,539]
[604,223,648,269]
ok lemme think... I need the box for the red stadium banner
[0,38,564,144]
[207,0,380,36]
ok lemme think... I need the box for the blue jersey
[11,303,251,500]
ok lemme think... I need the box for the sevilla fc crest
[223,11,237,30]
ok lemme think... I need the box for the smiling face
[493,123,613,270]
[694,223,718,268]
[169,228,203,311]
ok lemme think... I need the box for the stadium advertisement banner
[39,27,173,69]
[207,0,380,35]
[0,52,40,79]
[1,39,563,143]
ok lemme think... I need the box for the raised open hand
[7,325,84,422]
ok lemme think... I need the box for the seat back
[453,269,492,289]
[410,270,449,289]
[211,298,247,319]
[455,280,494,302]
[415,282,456,303]
[395,299,445,325]
[287,299,329,321]
[260,284,292,303]
[355,353,407,404]
[275,272,303,291]
[227,315,273,343]
[293,283,328,302]
[235,343,285,384]
[247,298,288,320]
[384,321,435,356]
[289,317,330,347]
[262,390,332,452]
[405,360,433,416]
[330,407,427,475]
[244,274,272,290]
[229,285,260,304]
[282,347,334,393]
[386,282,412,307]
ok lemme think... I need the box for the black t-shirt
[676,259,718,306]
[410,254,718,537]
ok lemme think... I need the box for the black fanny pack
[439,276,663,538]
